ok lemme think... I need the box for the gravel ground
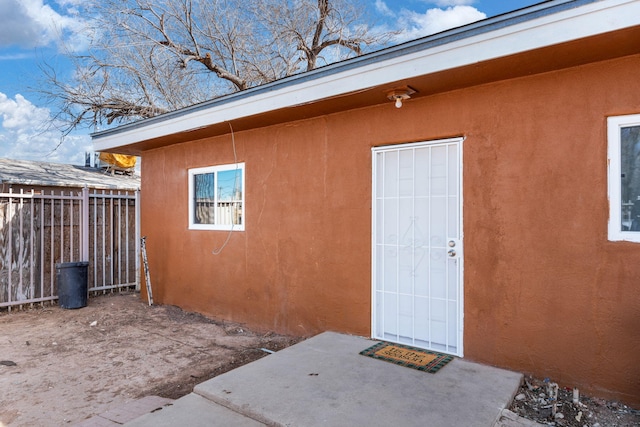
[508,375,640,427]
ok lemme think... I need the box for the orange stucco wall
[141,54,640,405]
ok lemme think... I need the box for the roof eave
[92,0,640,152]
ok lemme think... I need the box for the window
[188,163,244,231]
[608,115,640,242]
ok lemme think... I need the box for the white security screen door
[372,139,463,356]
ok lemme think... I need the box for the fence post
[135,188,141,291]
[7,187,13,305]
[82,186,90,262]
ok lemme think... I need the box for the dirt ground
[0,291,302,426]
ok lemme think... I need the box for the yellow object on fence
[99,152,137,169]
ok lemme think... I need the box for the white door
[372,139,463,356]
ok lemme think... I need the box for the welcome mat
[359,342,453,373]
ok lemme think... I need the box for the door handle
[448,249,456,257]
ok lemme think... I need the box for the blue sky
[0,0,542,165]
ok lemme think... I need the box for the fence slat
[18,189,24,302]
[70,192,74,260]
[40,196,45,305]
[50,192,54,298]
[60,192,64,264]
[8,189,13,306]
[82,187,89,261]
[102,190,106,290]
[29,189,35,304]
[109,193,114,287]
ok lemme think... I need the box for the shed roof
[92,0,640,154]
[0,158,140,191]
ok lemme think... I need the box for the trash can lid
[55,261,90,268]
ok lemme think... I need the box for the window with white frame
[188,163,244,231]
[608,115,640,242]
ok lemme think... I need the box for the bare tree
[39,0,390,133]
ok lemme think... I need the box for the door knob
[448,249,456,257]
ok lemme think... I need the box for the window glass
[193,172,215,224]
[620,126,640,232]
[189,163,244,231]
[608,115,640,242]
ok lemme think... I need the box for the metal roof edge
[0,179,139,191]
[0,158,140,191]
[90,0,608,141]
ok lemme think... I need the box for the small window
[608,115,640,242]
[188,163,244,231]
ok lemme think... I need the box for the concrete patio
[121,332,523,427]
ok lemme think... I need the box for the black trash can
[56,262,89,309]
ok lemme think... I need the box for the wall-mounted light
[386,86,416,108]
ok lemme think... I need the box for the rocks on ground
[508,375,640,427]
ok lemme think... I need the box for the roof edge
[93,0,637,150]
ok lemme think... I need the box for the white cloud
[431,0,476,6]
[55,0,86,6]
[393,5,487,43]
[0,92,91,164]
[0,0,87,50]
[375,0,394,17]
[0,53,32,61]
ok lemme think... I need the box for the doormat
[359,342,453,373]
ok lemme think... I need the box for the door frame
[371,138,464,357]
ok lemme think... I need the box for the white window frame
[188,163,245,231]
[607,114,640,242]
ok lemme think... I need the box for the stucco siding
[140,54,640,405]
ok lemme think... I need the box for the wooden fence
[0,187,139,309]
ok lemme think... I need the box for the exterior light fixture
[386,86,416,108]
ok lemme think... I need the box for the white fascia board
[93,0,640,151]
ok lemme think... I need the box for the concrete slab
[123,332,522,426]
[100,396,174,424]
[74,396,173,426]
[124,393,267,427]
[192,332,522,427]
